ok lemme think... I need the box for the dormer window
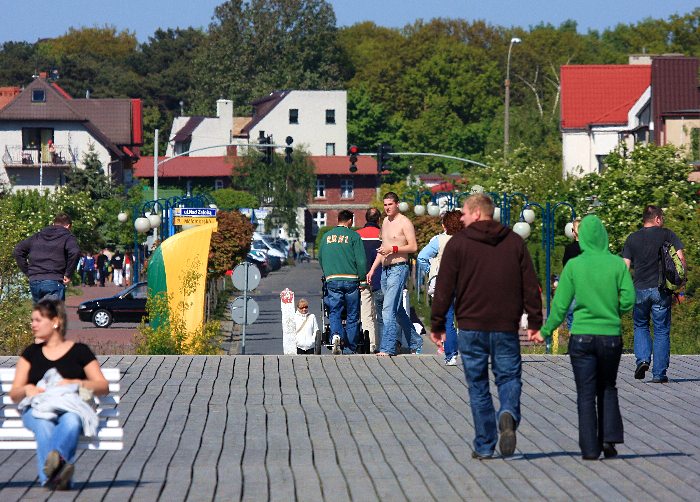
[32,89,46,102]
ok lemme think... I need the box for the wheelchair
[316,277,371,354]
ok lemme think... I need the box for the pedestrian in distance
[9,298,109,490]
[110,250,124,287]
[318,210,367,355]
[430,194,543,459]
[13,213,80,303]
[294,298,319,354]
[622,205,685,383]
[418,209,463,365]
[356,207,383,353]
[532,215,635,460]
[367,192,423,356]
[96,250,109,287]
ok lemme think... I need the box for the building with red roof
[561,56,700,178]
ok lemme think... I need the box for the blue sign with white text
[174,207,218,217]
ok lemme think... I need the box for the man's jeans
[443,303,458,361]
[379,264,421,355]
[458,330,521,456]
[326,280,360,354]
[29,280,65,303]
[633,287,672,378]
[22,410,82,485]
[568,335,624,458]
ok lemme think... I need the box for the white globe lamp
[209,203,218,209]
[564,221,575,240]
[398,201,409,213]
[513,221,531,239]
[522,208,535,224]
[117,211,128,223]
[148,213,161,229]
[134,217,151,234]
[414,204,426,216]
[427,203,440,217]
[493,207,501,222]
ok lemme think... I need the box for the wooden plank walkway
[1,354,698,501]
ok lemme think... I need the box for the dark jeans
[29,279,65,303]
[569,335,624,458]
[297,347,314,354]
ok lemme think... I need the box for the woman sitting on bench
[9,299,108,490]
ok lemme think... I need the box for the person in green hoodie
[531,215,635,460]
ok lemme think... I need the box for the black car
[78,282,148,328]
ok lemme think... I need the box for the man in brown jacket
[430,194,542,459]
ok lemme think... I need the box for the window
[315,177,325,198]
[596,155,607,174]
[325,109,335,124]
[31,89,45,102]
[175,140,191,156]
[289,109,299,124]
[313,211,327,229]
[22,127,53,150]
[214,179,224,190]
[340,179,354,199]
[325,143,335,156]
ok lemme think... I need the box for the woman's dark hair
[33,298,67,337]
[442,210,464,235]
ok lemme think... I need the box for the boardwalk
[1,354,699,501]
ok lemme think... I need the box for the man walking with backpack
[622,205,685,383]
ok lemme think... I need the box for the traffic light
[285,136,293,164]
[348,145,359,173]
[377,143,392,173]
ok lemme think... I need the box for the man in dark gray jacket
[14,213,80,302]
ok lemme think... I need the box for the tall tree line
[1,2,699,177]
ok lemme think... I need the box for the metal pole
[241,261,249,355]
[544,202,552,354]
[504,37,521,159]
[153,129,159,242]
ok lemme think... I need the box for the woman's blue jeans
[443,303,457,361]
[22,410,82,485]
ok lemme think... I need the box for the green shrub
[0,293,33,355]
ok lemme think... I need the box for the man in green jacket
[532,215,635,460]
[319,210,367,354]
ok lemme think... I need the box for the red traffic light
[349,145,359,155]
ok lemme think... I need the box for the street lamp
[504,37,522,159]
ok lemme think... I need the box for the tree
[64,142,113,200]
[232,148,315,234]
[209,210,255,275]
[211,188,258,210]
[0,41,37,86]
[190,0,344,114]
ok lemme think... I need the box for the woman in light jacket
[294,298,319,354]
[10,299,109,490]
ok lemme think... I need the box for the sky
[0,0,697,44]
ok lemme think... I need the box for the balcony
[2,145,76,168]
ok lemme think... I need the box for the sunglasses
[299,305,309,309]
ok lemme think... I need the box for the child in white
[294,299,319,354]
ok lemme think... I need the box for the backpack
[658,230,686,292]
[427,234,451,296]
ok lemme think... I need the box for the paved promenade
[1,354,699,501]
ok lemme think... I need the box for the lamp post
[504,37,522,159]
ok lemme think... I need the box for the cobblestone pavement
[1,354,698,501]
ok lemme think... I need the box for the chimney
[216,99,234,144]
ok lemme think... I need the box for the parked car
[78,282,148,328]
[246,250,269,277]
[251,234,286,260]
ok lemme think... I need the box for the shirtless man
[367,192,423,356]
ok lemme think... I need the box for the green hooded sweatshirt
[541,215,635,338]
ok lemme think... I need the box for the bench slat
[2,418,120,428]
[1,408,118,419]
[1,382,120,393]
[0,427,122,440]
[1,440,123,450]
[2,394,120,405]
[0,367,120,382]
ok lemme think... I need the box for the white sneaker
[332,334,341,355]
[446,355,458,366]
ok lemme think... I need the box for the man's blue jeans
[458,330,522,456]
[633,287,672,378]
[379,264,421,355]
[22,410,82,485]
[29,280,65,303]
[326,280,360,354]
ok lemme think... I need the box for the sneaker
[410,347,422,354]
[445,355,458,366]
[498,412,517,457]
[634,361,650,380]
[471,450,494,460]
[51,463,74,491]
[43,450,62,482]
[603,442,618,458]
[331,334,341,355]
[651,376,669,383]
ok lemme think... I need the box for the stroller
[318,277,371,354]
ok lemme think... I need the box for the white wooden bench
[0,367,123,450]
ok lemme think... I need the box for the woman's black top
[21,342,97,384]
